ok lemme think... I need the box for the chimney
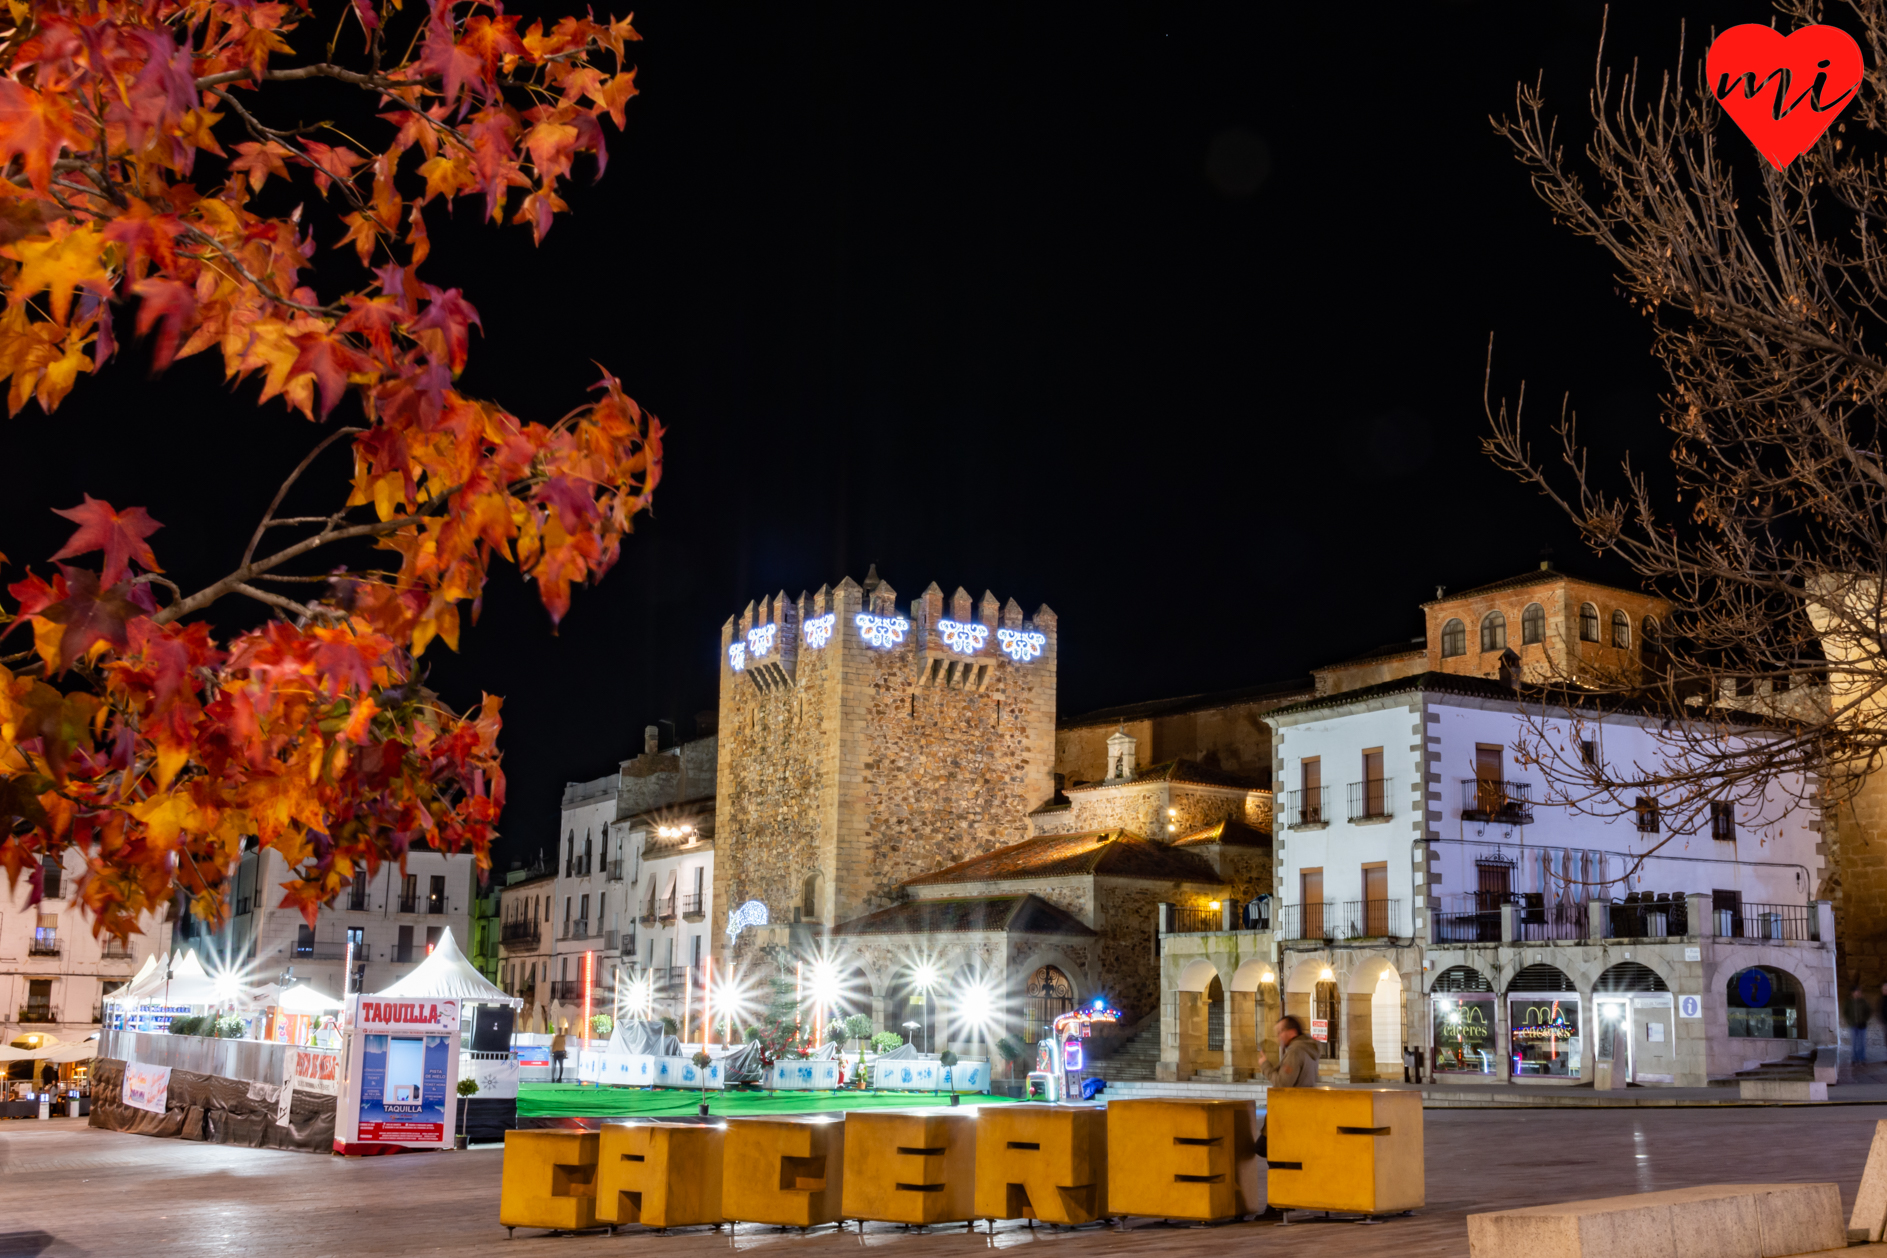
[644,725,660,754]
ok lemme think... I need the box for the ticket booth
[333,992,463,1154]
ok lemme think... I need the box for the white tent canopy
[109,953,157,1000]
[371,928,519,1007]
[114,950,224,1006]
[278,983,345,1013]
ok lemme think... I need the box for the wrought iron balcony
[1338,898,1402,938]
[1346,778,1393,822]
[1461,779,1533,824]
[1283,787,1330,828]
[1275,902,1335,942]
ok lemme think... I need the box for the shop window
[1441,619,1467,658]
[1432,967,1495,1073]
[1726,966,1802,1038]
[1480,611,1507,653]
[1507,963,1580,1078]
[1521,603,1545,645]
[1579,603,1600,642]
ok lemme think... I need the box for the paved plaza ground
[4,1103,1887,1257]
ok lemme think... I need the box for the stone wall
[1820,768,1887,991]
[1093,877,1222,1026]
[903,875,1095,927]
[1056,781,1265,838]
[1057,695,1296,785]
[714,576,1058,965]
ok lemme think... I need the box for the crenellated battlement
[712,565,1061,958]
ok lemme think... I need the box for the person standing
[1850,984,1874,1065]
[551,1021,569,1083]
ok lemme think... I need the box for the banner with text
[122,1061,171,1114]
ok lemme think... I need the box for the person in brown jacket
[1255,1015,1321,1161]
[1256,1015,1321,1088]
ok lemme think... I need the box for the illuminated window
[1440,619,1466,658]
[1521,603,1545,645]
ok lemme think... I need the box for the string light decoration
[855,613,911,649]
[936,619,989,654]
[728,642,746,671]
[802,613,836,649]
[746,623,779,659]
[996,628,1046,661]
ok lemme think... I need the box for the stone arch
[1723,962,1807,1042]
[1342,954,1404,1082]
[1228,958,1280,1079]
[1506,962,1581,1080]
[1176,958,1220,994]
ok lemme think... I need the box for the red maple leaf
[40,567,148,673]
[411,285,482,374]
[49,495,164,586]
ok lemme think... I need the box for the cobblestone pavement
[2,1106,1885,1257]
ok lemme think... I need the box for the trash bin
[38,1092,51,1120]
[66,1091,80,1118]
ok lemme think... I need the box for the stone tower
[712,571,1058,964]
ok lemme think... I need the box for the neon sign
[996,628,1046,661]
[936,619,988,654]
[728,642,746,671]
[746,623,778,659]
[855,613,910,649]
[802,613,836,649]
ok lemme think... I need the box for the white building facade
[2,848,168,1061]
[177,841,476,1000]
[540,728,718,1028]
[1157,672,1836,1088]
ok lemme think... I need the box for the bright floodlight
[807,960,842,1010]
[913,962,938,990]
[951,976,1003,1043]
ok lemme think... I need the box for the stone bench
[1739,1079,1828,1101]
[1467,1182,1846,1258]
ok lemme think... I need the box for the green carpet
[517,1081,1016,1119]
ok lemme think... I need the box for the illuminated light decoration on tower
[855,613,911,649]
[936,619,989,654]
[726,899,769,942]
[996,628,1047,661]
[728,642,747,671]
[746,623,779,659]
[802,613,836,649]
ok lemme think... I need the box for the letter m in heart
[1708,24,1864,169]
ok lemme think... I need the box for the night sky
[0,1,1788,870]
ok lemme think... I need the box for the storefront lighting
[936,618,989,654]
[855,613,910,649]
[802,613,836,649]
[996,628,1045,661]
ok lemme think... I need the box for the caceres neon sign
[855,613,911,649]
[936,619,988,654]
[996,628,1046,661]
[802,613,836,649]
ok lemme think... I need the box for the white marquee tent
[371,929,519,1007]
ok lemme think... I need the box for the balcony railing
[606,860,625,882]
[291,943,349,960]
[1284,787,1330,828]
[1462,779,1534,824]
[1729,901,1819,942]
[639,903,657,924]
[1604,895,1689,939]
[1338,898,1402,938]
[1432,895,1503,944]
[102,941,132,959]
[394,943,415,963]
[657,895,678,921]
[682,893,703,917]
[1167,906,1222,934]
[501,921,541,945]
[562,919,591,941]
[397,895,419,913]
[18,1007,57,1023]
[1276,902,1335,942]
[29,937,60,957]
[565,856,592,878]
[547,979,590,1002]
[620,933,636,958]
[348,890,369,911]
[427,896,445,916]
[1346,779,1393,822]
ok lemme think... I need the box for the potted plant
[691,1050,713,1117]
[455,1078,479,1149]
[939,1050,959,1106]
[841,1015,874,1090]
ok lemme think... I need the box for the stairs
[1093,1018,1164,1082]
[1734,1052,1815,1083]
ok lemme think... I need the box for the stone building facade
[1055,679,1312,787]
[1424,563,1672,687]
[714,570,1058,965]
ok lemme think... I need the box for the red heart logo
[1707,24,1863,170]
